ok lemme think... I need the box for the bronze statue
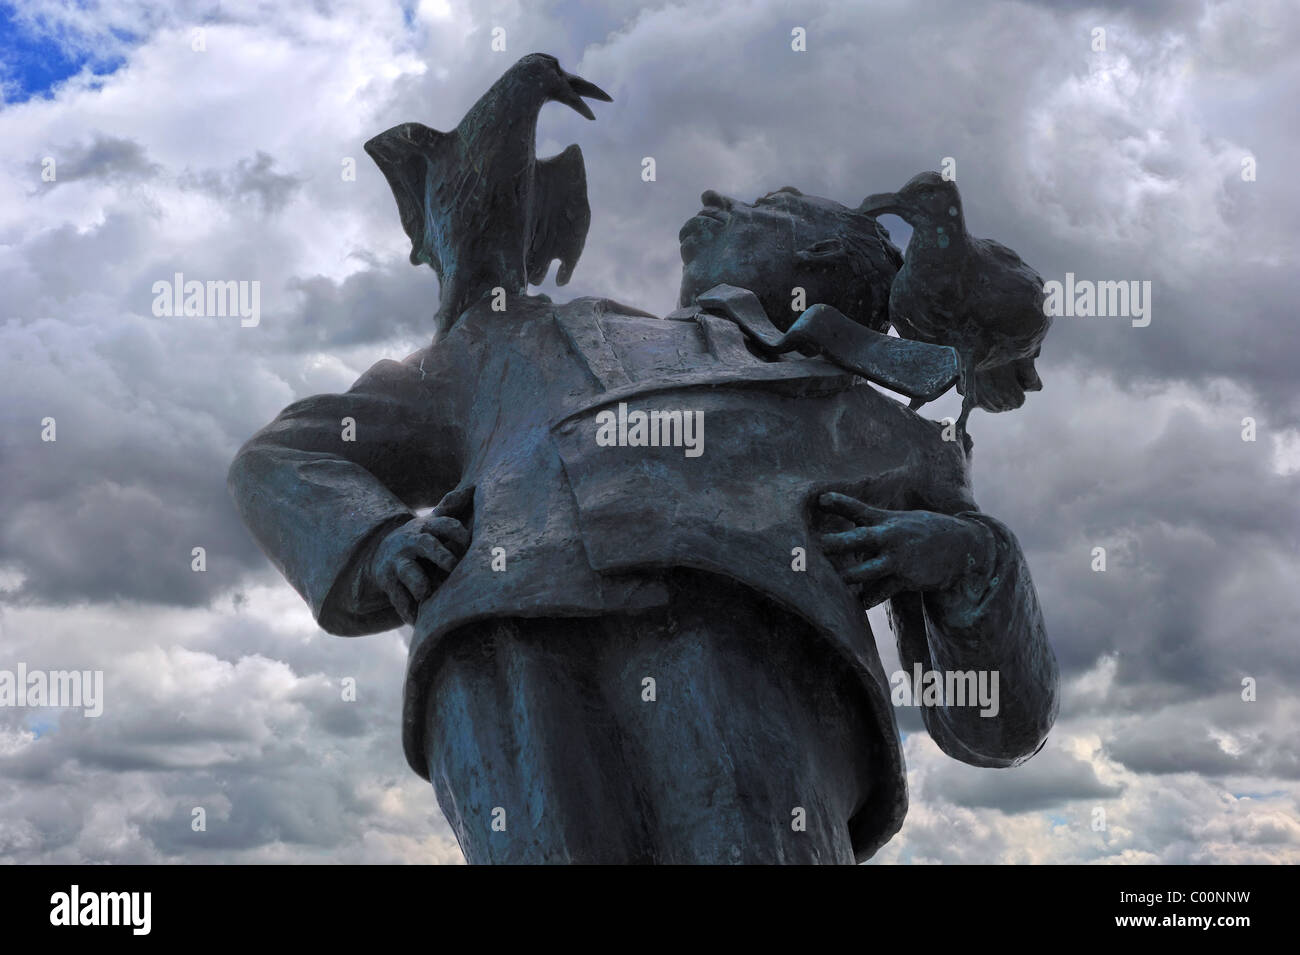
[228,55,1058,863]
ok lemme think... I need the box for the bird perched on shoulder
[364,53,612,334]
[859,172,1049,432]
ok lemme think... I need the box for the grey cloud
[919,741,1124,812]
[181,151,304,215]
[1104,698,1300,780]
[35,134,160,187]
[2,0,1298,865]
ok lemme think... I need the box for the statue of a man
[228,182,1058,863]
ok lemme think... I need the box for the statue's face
[677,189,888,332]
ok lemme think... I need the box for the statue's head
[677,187,903,333]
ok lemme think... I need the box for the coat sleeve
[886,438,1060,767]
[227,355,463,636]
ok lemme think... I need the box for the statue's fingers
[374,557,400,599]
[420,515,470,554]
[394,557,433,604]
[819,526,887,554]
[431,485,475,520]
[842,555,895,584]
[818,492,893,526]
[377,565,417,625]
[390,587,417,625]
[407,535,460,575]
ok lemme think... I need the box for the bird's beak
[858,192,903,217]
[558,71,613,120]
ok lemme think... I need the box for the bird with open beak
[364,53,612,334]
[860,172,1050,433]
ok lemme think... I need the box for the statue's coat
[228,293,1058,861]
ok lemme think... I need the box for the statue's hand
[816,492,995,605]
[368,486,474,625]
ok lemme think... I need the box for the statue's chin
[678,236,704,266]
[677,262,709,307]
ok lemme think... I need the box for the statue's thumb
[432,484,475,518]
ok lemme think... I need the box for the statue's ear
[363,122,451,275]
[794,236,849,266]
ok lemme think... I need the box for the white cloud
[1,0,1297,864]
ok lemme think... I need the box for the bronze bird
[365,53,612,333]
[859,172,1049,432]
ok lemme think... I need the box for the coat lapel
[553,300,633,392]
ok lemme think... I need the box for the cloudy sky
[1,0,1297,864]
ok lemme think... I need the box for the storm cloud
[1,0,1296,863]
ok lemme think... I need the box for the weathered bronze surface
[229,54,1059,864]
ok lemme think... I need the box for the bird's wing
[977,237,1028,269]
[971,237,1050,352]
[527,144,591,286]
[364,122,453,274]
[975,238,1046,298]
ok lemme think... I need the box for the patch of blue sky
[1231,790,1288,800]
[25,712,57,738]
[0,5,131,104]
